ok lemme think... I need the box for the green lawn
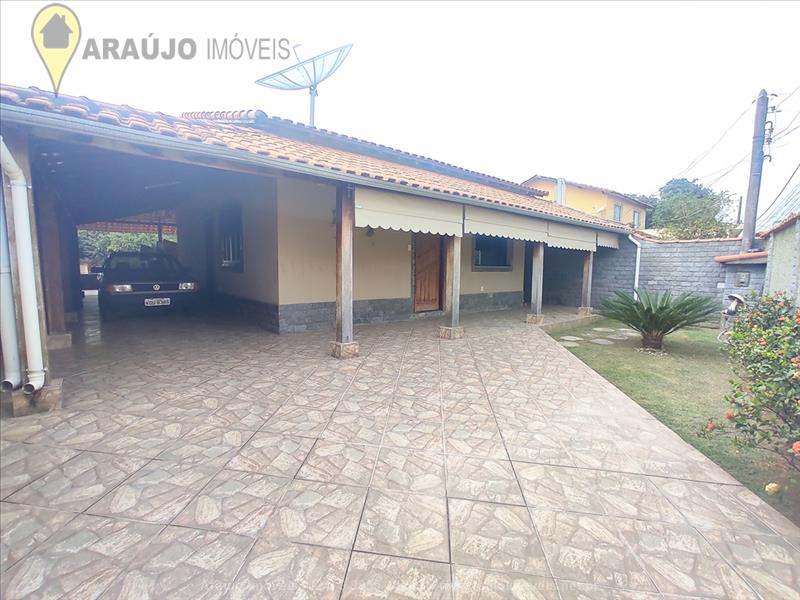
[550,317,799,525]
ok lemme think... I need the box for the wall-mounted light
[366,226,375,237]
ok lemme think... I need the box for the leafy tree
[651,178,735,239]
[600,289,718,350]
[78,230,175,264]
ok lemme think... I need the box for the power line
[773,123,800,142]
[674,102,753,179]
[776,83,800,108]
[772,108,800,139]
[757,160,800,218]
[706,156,750,188]
[696,151,750,183]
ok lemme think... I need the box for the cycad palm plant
[600,289,717,350]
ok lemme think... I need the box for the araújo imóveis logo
[31,3,81,95]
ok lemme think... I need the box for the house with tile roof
[522,175,652,229]
[0,83,636,401]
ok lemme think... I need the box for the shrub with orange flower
[707,292,800,480]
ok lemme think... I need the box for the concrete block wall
[638,238,764,307]
[722,264,766,304]
[542,247,584,307]
[592,238,637,304]
[587,237,766,312]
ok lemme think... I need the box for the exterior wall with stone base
[213,294,280,332]
[278,297,414,333]
[276,292,523,332]
[460,291,523,313]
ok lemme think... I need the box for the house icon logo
[31,3,81,95]
[40,13,72,49]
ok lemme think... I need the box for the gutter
[0,104,629,236]
[627,234,641,299]
[0,137,46,394]
[0,177,22,390]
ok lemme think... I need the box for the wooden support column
[330,184,359,358]
[579,250,594,315]
[36,191,69,346]
[526,242,545,324]
[439,234,464,339]
[62,218,81,318]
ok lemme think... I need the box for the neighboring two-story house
[522,175,651,229]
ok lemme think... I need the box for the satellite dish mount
[256,44,352,127]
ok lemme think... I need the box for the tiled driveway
[1,307,799,599]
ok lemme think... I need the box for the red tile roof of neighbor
[714,251,769,264]
[522,175,653,209]
[0,84,629,232]
[757,213,799,238]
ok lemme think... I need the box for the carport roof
[0,84,629,233]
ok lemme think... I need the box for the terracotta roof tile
[0,84,629,232]
[757,213,799,238]
[714,251,768,263]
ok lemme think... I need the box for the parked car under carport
[94,251,200,318]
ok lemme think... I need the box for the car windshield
[105,254,182,277]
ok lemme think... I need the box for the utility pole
[741,89,769,252]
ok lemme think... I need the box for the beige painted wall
[355,227,411,300]
[460,234,525,294]
[179,174,525,306]
[276,176,337,304]
[176,175,279,305]
[216,177,279,305]
[276,175,413,304]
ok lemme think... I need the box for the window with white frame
[632,210,641,228]
[613,203,623,222]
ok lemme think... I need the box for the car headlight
[108,284,133,293]
[178,282,197,290]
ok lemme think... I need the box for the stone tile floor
[1,304,799,599]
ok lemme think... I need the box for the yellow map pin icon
[31,3,81,96]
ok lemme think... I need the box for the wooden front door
[414,233,442,312]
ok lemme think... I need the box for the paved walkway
[1,306,798,599]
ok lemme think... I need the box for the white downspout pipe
[0,138,46,394]
[628,234,642,300]
[1,180,23,390]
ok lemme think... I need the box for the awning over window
[546,223,598,252]
[354,187,463,236]
[355,186,614,251]
[597,231,620,249]
[463,206,549,242]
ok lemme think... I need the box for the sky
[2,0,799,214]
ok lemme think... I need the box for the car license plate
[144,297,170,307]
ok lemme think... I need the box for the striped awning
[597,231,620,249]
[354,187,463,236]
[463,206,549,242]
[546,222,597,252]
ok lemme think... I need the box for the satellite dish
[255,44,352,127]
